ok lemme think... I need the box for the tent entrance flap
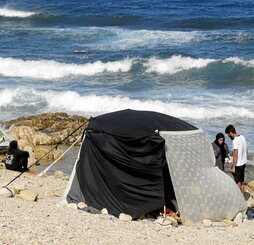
[160,129,247,223]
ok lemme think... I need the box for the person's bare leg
[237,182,242,193]
[237,182,244,194]
[240,182,245,194]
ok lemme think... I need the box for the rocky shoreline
[0,113,88,167]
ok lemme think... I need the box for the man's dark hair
[225,124,236,134]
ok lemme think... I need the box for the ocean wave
[0,8,36,18]
[0,11,141,26]
[1,55,254,79]
[0,57,133,79]
[0,88,253,120]
[144,55,217,74]
[224,57,254,68]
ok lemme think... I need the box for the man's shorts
[233,164,246,183]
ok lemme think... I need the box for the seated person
[5,140,29,172]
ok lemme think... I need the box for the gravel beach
[1,168,254,245]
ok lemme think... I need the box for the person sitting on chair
[5,140,29,172]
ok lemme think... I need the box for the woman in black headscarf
[212,133,230,171]
[5,140,29,172]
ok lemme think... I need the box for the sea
[0,0,254,174]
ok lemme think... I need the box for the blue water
[0,0,254,154]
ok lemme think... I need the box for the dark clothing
[5,140,29,172]
[233,164,246,183]
[212,142,229,171]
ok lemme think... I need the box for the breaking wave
[145,56,217,74]
[1,56,254,79]
[0,88,253,120]
[224,57,254,67]
[0,8,36,18]
[0,57,133,79]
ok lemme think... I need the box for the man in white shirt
[225,125,247,193]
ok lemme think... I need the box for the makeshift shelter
[0,128,11,154]
[65,109,247,222]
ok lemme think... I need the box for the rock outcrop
[0,112,88,161]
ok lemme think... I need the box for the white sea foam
[0,89,16,106]
[224,57,254,67]
[1,55,254,79]
[96,28,200,50]
[0,8,35,17]
[0,57,133,79]
[145,55,217,74]
[1,88,253,120]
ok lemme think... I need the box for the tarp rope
[37,134,82,177]
[2,118,90,188]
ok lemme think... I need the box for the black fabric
[67,109,197,219]
[5,140,29,172]
[89,109,196,138]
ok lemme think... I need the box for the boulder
[23,145,36,165]
[3,113,88,146]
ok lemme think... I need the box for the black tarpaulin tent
[66,109,197,219]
